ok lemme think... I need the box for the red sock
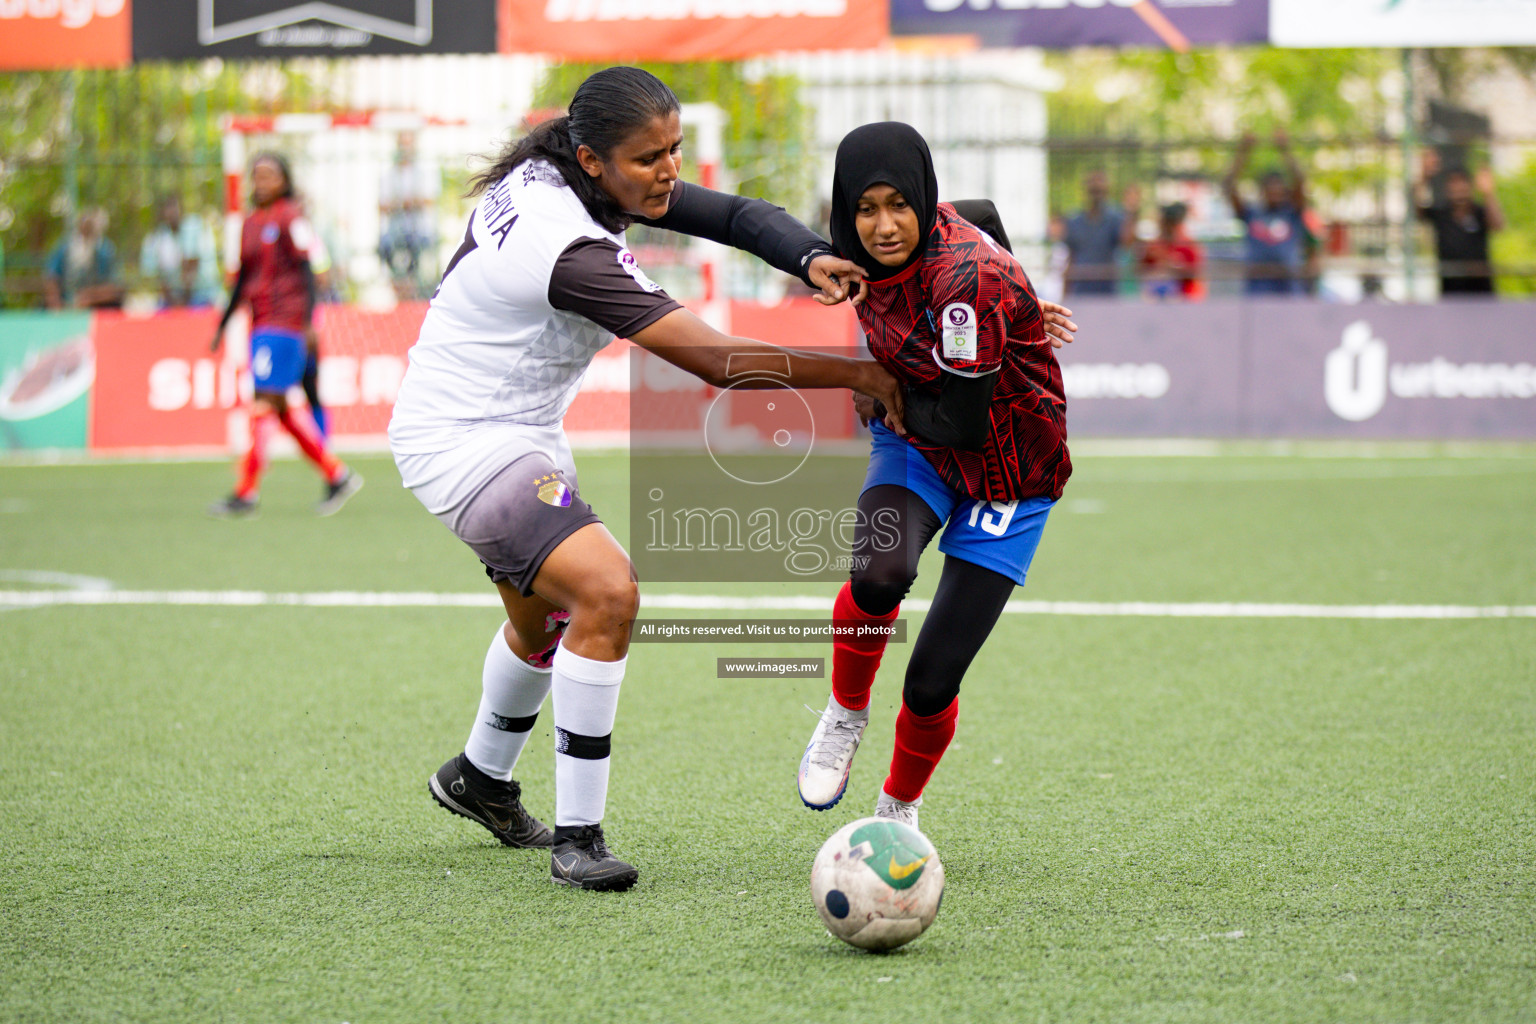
[277,407,344,483]
[234,411,276,500]
[883,698,958,803]
[831,581,898,712]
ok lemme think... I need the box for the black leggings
[849,484,1017,717]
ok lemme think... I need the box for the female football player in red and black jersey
[209,153,360,518]
[797,122,1078,830]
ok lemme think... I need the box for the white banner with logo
[1270,0,1536,48]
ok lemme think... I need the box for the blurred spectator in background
[1138,202,1203,301]
[1225,131,1308,296]
[1417,150,1504,298]
[1063,172,1137,297]
[139,194,219,308]
[45,208,124,310]
[378,132,438,300]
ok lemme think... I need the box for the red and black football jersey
[856,203,1071,502]
[238,197,316,334]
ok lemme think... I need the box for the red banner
[85,299,860,452]
[0,0,131,69]
[498,0,886,60]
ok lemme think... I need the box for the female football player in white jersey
[389,67,903,891]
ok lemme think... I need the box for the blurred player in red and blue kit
[209,153,360,517]
[798,122,1078,830]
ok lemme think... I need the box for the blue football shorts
[862,421,1055,585]
[249,327,306,393]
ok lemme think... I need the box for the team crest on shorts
[536,473,573,508]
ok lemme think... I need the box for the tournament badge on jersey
[940,302,979,362]
[616,248,663,293]
[536,472,573,508]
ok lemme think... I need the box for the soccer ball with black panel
[811,816,945,951]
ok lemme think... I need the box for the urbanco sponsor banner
[1247,303,1536,439]
[132,0,497,59]
[1271,0,1536,48]
[889,0,1268,49]
[498,0,887,60]
[1054,301,1245,437]
[0,0,130,69]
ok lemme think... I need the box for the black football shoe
[550,824,639,892]
[316,469,363,517]
[207,494,258,518]
[428,753,553,848]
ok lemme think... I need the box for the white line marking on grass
[1,590,1533,619]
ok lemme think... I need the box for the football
[811,816,945,951]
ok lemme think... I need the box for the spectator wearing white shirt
[139,195,218,308]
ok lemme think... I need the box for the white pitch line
[1,590,1533,620]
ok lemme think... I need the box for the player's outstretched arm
[630,307,905,434]
[641,183,863,305]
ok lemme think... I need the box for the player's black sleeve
[548,237,683,338]
[948,199,1013,253]
[300,260,317,322]
[216,261,251,332]
[898,371,998,453]
[639,181,833,288]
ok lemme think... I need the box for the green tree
[0,62,331,306]
[530,63,815,218]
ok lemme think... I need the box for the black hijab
[829,122,939,282]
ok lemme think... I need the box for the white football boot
[797,697,868,810]
[875,790,922,831]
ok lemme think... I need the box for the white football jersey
[388,160,678,456]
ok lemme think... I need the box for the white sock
[464,625,553,781]
[550,645,626,828]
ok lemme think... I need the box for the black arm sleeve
[899,370,998,453]
[216,262,251,332]
[948,199,1014,254]
[640,181,833,287]
[300,260,317,323]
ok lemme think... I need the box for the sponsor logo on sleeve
[617,248,663,293]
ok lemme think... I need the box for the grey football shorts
[449,451,601,597]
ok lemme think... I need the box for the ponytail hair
[469,67,680,234]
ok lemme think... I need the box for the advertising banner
[132,0,497,59]
[1055,302,1246,436]
[498,0,887,60]
[1058,300,1535,439]
[0,312,94,453]
[90,309,234,452]
[0,0,131,70]
[889,0,1268,50]
[1271,0,1536,48]
[1246,303,1536,439]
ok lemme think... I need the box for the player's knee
[849,575,909,618]
[902,649,963,717]
[577,574,639,628]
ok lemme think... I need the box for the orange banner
[499,0,886,60]
[0,0,131,69]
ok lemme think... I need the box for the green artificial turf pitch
[1,449,1533,1023]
